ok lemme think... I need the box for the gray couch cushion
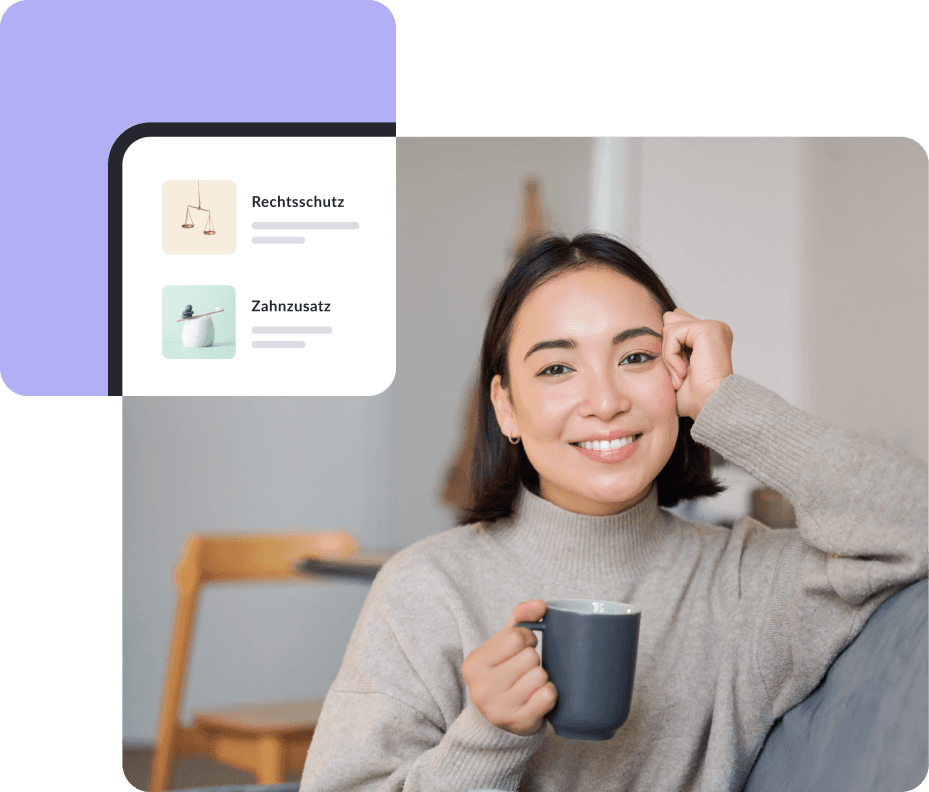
[743,579,928,792]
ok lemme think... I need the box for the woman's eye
[539,363,573,377]
[620,352,655,366]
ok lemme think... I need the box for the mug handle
[515,618,546,632]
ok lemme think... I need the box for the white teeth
[579,435,638,451]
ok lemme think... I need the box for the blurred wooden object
[442,385,481,515]
[149,531,358,792]
[442,180,548,513]
[750,487,796,528]
[515,179,547,257]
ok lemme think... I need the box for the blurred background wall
[123,138,927,744]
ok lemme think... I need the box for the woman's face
[491,265,679,516]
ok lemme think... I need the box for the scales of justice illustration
[180,181,217,235]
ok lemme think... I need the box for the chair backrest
[152,532,358,792]
[176,531,358,593]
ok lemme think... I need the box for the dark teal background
[0,0,929,792]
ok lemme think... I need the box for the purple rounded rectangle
[0,0,396,395]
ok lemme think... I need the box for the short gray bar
[251,340,306,348]
[251,222,360,230]
[251,236,306,244]
[252,327,333,334]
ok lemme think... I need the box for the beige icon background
[162,180,237,254]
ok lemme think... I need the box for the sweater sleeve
[690,374,928,718]
[299,556,545,792]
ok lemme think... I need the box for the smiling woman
[491,263,680,516]
[503,267,679,510]
[471,234,725,522]
[299,233,927,792]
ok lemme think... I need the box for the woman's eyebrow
[524,338,576,360]
[523,327,662,361]
[613,327,663,345]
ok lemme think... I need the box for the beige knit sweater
[300,376,928,791]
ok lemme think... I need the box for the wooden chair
[149,531,358,792]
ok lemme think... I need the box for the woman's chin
[583,476,653,507]
[541,479,652,516]
[591,487,651,513]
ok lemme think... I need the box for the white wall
[592,136,927,471]
[603,138,806,408]
[604,137,928,460]
[800,138,927,460]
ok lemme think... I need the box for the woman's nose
[580,369,633,420]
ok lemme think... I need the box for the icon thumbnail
[162,285,236,359]
[162,180,236,254]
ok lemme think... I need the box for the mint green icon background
[162,284,236,359]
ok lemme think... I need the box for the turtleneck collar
[486,485,679,590]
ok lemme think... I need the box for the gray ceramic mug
[517,599,641,741]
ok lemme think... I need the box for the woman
[300,234,927,791]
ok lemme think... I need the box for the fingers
[664,307,696,322]
[464,602,541,683]
[480,677,557,736]
[493,645,545,692]
[465,643,556,735]
[506,661,550,704]
[520,679,558,718]
[461,599,557,736]
[509,672,558,733]
[505,598,547,629]
[662,310,692,388]
[501,662,557,731]
[661,309,735,419]
[467,644,545,711]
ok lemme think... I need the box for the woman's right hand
[461,600,557,736]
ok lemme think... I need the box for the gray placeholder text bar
[251,222,360,230]
[252,327,333,334]
[252,340,306,349]
[252,237,305,244]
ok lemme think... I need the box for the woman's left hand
[662,309,734,420]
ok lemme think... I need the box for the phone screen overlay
[112,123,396,396]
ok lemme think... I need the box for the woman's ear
[490,374,519,441]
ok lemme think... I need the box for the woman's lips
[571,434,642,463]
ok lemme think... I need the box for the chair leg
[151,577,200,792]
[256,735,285,785]
[148,727,176,792]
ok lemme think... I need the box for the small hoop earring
[508,432,520,445]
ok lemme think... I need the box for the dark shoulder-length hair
[462,232,724,526]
